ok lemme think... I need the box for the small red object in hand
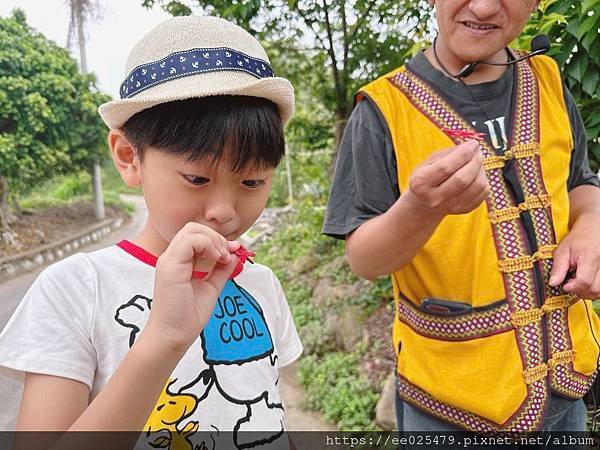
[192,245,255,280]
[442,128,485,142]
[234,246,256,264]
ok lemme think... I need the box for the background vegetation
[1,0,598,430]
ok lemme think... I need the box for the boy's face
[430,0,539,64]
[139,148,274,243]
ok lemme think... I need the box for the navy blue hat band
[119,47,275,99]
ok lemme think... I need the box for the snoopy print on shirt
[114,279,287,450]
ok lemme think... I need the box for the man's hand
[405,140,490,218]
[146,222,241,356]
[549,215,600,298]
[549,185,600,299]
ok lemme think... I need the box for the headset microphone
[457,34,551,79]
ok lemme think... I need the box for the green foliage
[350,277,393,316]
[268,146,334,207]
[52,172,92,200]
[258,198,342,265]
[298,351,379,430]
[516,0,600,170]
[142,0,432,150]
[0,10,111,195]
[254,197,391,421]
[19,168,135,213]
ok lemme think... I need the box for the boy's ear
[108,129,142,187]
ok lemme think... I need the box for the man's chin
[459,46,507,65]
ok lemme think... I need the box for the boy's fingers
[179,222,227,252]
[172,221,231,264]
[161,234,221,277]
[203,255,240,291]
[227,240,242,252]
[213,233,229,264]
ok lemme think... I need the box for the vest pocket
[396,302,528,425]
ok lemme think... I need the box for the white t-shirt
[0,241,303,449]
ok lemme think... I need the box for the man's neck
[424,45,509,85]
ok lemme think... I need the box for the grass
[255,197,382,430]
[19,163,139,214]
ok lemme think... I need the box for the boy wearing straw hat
[0,15,302,449]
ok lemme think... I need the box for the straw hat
[98,15,295,129]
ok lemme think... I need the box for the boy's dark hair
[121,95,285,172]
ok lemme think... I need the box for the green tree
[0,9,110,245]
[516,0,600,171]
[141,0,431,157]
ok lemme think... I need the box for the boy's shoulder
[234,261,287,300]
[236,261,279,286]
[37,244,141,282]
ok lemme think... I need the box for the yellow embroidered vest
[358,54,600,432]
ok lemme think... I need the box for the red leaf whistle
[442,128,486,142]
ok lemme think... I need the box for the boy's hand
[405,140,490,218]
[146,222,241,356]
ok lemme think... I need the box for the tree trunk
[331,107,349,172]
[91,158,105,220]
[75,2,88,73]
[284,144,294,205]
[74,6,105,221]
[11,193,22,218]
[0,175,18,246]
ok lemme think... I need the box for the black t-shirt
[323,51,600,239]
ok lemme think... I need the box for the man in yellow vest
[323,0,600,434]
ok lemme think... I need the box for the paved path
[0,196,334,431]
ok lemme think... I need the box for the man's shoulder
[359,65,406,95]
[529,53,562,78]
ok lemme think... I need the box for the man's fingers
[455,172,490,212]
[549,247,572,287]
[563,257,597,295]
[419,141,480,187]
[425,147,455,164]
[436,150,485,199]
[592,270,600,298]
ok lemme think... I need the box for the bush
[52,172,91,200]
[19,167,135,213]
[298,352,380,430]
